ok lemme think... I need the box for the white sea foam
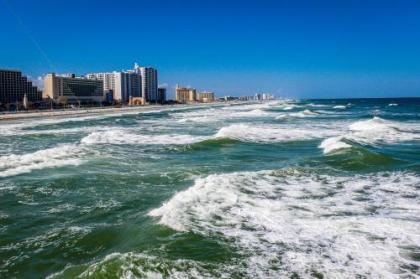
[173,106,278,123]
[333,105,347,109]
[388,103,398,107]
[215,123,338,143]
[150,170,420,278]
[0,144,85,177]
[307,103,329,108]
[289,109,319,118]
[48,252,214,279]
[320,117,420,154]
[319,136,352,154]
[81,129,208,145]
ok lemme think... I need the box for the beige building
[197,91,215,103]
[43,73,104,104]
[175,85,196,103]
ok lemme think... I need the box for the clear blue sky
[1,0,420,98]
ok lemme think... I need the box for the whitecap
[319,136,352,154]
[320,117,420,154]
[289,109,319,118]
[81,129,208,145]
[0,144,85,177]
[150,170,420,278]
[215,123,338,143]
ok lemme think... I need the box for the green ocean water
[0,98,419,278]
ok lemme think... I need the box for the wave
[319,136,352,154]
[173,107,278,123]
[307,103,329,108]
[149,170,420,278]
[81,129,208,145]
[289,109,319,118]
[320,117,420,154]
[214,123,338,143]
[333,105,347,109]
[0,144,85,177]
[47,252,216,279]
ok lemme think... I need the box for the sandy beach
[0,104,197,121]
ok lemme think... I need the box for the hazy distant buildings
[175,85,196,103]
[43,73,104,104]
[0,69,41,106]
[262,93,274,100]
[197,91,215,103]
[157,87,166,104]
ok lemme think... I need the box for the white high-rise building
[134,63,158,103]
[87,71,141,103]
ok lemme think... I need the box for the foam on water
[0,144,85,177]
[149,170,420,278]
[289,109,319,118]
[319,136,352,154]
[48,252,216,279]
[333,105,347,109]
[173,106,278,123]
[320,117,420,154]
[81,129,208,145]
[215,123,338,143]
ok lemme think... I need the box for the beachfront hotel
[175,85,196,103]
[0,69,41,106]
[197,91,215,103]
[134,64,158,103]
[86,71,142,104]
[86,63,158,104]
[43,73,104,104]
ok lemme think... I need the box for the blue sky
[1,0,420,98]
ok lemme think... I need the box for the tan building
[44,73,104,104]
[175,85,196,103]
[197,91,215,103]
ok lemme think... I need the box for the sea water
[0,98,419,278]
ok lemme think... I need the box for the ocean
[0,98,419,278]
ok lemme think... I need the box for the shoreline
[0,101,250,121]
[0,105,177,121]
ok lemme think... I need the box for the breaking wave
[289,109,319,118]
[47,252,218,279]
[81,129,208,145]
[149,169,420,278]
[215,123,338,143]
[320,117,420,154]
[0,144,85,177]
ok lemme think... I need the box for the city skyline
[1,0,420,98]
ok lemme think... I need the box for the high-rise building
[134,64,158,103]
[86,71,142,103]
[157,87,166,104]
[197,91,215,103]
[175,85,196,103]
[43,73,104,104]
[0,69,41,106]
